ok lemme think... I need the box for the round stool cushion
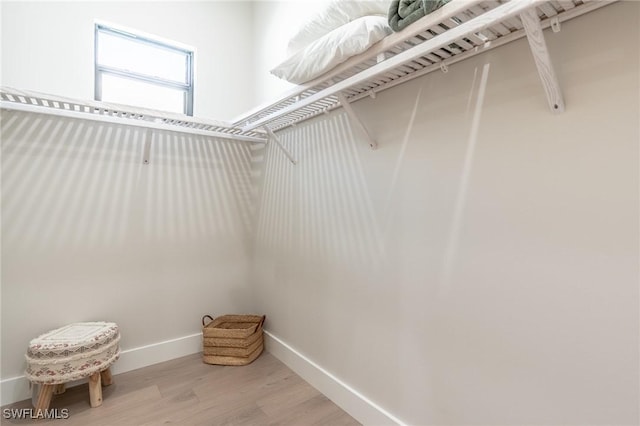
[25,322,120,384]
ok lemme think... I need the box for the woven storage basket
[202,314,265,366]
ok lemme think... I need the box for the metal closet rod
[0,96,266,144]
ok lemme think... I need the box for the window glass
[100,74,185,114]
[97,32,187,83]
[95,24,193,115]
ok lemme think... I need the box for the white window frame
[94,23,194,116]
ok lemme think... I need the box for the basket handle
[259,315,266,329]
[202,315,214,326]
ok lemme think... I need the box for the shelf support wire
[520,7,565,113]
[336,92,378,150]
[264,126,298,165]
[143,129,153,164]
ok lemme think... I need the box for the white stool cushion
[25,322,120,384]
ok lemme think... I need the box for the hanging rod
[237,0,617,133]
[0,87,267,144]
[240,0,552,132]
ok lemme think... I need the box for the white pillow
[272,15,392,85]
[287,0,391,56]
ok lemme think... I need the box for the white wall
[0,113,257,401]
[250,2,639,424]
[1,3,259,404]
[251,0,326,106]
[1,1,254,121]
[1,1,638,423]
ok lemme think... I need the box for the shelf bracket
[263,126,298,165]
[520,8,565,113]
[142,129,152,165]
[336,92,377,150]
[376,52,390,64]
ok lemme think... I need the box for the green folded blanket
[388,0,451,32]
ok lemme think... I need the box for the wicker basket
[202,314,265,366]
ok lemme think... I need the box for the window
[94,23,194,115]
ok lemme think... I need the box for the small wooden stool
[25,322,120,410]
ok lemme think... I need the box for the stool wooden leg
[88,372,102,407]
[35,384,54,411]
[100,367,113,386]
[53,383,66,395]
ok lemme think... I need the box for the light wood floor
[2,352,360,425]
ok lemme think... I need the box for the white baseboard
[110,332,202,376]
[0,332,202,407]
[3,330,405,425]
[263,330,405,426]
[0,376,31,408]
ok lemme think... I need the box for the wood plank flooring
[2,352,360,425]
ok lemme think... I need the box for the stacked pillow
[271,0,392,85]
[286,0,392,56]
